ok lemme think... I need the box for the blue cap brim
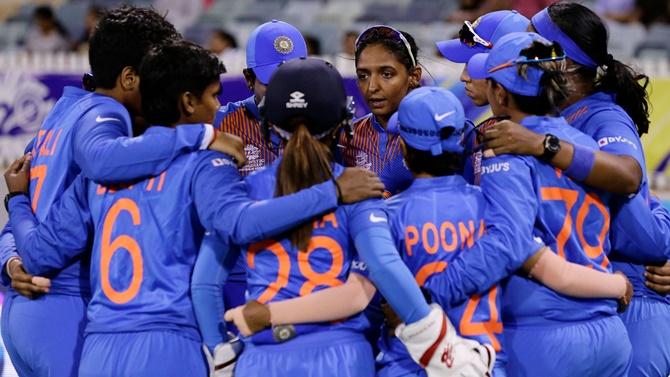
[467,53,490,80]
[436,39,484,64]
[252,63,281,85]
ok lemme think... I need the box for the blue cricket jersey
[214,96,283,177]
[561,92,670,303]
[242,161,388,341]
[496,116,616,326]
[9,145,342,339]
[0,87,213,293]
[338,114,413,197]
[426,116,618,326]
[379,175,505,371]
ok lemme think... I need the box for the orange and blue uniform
[562,92,670,376]
[378,175,505,377]
[427,33,632,376]
[235,161,388,377]
[0,87,213,377]
[8,141,344,376]
[212,95,284,332]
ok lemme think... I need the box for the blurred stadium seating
[0,0,664,59]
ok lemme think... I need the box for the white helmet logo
[286,91,308,109]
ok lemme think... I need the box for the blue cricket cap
[437,10,530,63]
[467,32,564,96]
[389,87,466,155]
[246,20,308,85]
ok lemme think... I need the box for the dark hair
[304,35,322,56]
[548,2,650,135]
[637,0,670,27]
[89,6,181,89]
[403,145,463,177]
[34,5,69,37]
[213,29,238,49]
[489,48,570,116]
[354,29,419,72]
[139,40,225,126]
[34,5,55,21]
[276,119,334,251]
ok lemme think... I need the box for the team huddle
[1,2,669,377]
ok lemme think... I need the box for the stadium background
[0,0,669,374]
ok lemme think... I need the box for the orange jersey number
[247,235,345,304]
[29,165,47,213]
[100,198,144,304]
[459,288,503,351]
[414,263,502,351]
[540,186,610,268]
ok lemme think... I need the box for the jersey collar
[243,95,262,121]
[561,91,614,119]
[407,174,468,191]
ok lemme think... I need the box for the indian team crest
[274,36,294,54]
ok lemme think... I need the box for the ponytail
[596,59,650,135]
[276,122,334,251]
[538,62,570,113]
[508,59,570,116]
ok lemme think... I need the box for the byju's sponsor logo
[481,162,510,175]
[597,136,638,150]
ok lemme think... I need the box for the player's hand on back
[483,120,544,159]
[645,260,670,295]
[7,258,50,299]
[209,132,247,168]
[224,300,271,337]
[336,168,385,204]
[615,271,634,313]
[395,304,495,377]
[4,154,32,194]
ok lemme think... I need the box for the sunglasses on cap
[459,20,493,49]
[488,41,566,74]
[355,25,417,68]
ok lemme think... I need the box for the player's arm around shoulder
[6,158,93,275]
[479,154,541,265]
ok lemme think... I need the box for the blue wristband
[564,143,595,181]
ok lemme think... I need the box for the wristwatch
[4,192,27,212]
[541,133,561,161]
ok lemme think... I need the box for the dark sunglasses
[458,20,492,49]
[355,25,416,67]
